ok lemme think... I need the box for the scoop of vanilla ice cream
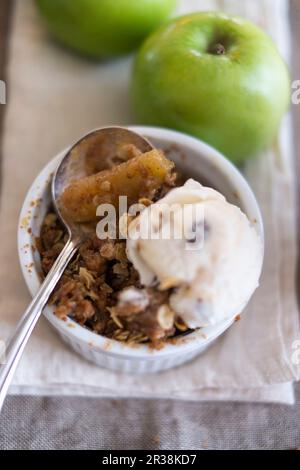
[126,179,263,328]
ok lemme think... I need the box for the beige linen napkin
[0,0,299,404]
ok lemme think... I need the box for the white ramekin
[18,126,264,373]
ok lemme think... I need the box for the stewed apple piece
[60,149,174,223]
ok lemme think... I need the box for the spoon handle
[0,238,79,412]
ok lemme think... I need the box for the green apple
[35,0,177,59]
[132,12,290,164]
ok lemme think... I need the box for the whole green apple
[132,12,290,164]
[35,0,177,59]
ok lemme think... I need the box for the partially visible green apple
[132,12,290,164]
[35,0,177,59]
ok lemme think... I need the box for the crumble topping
[38,197,190,349]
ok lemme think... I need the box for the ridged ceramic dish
[18,126,264,373]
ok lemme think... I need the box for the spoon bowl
[52,126,154,239]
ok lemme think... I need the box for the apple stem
[207,41,226,55]
[215,43,226,55]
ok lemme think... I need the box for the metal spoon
[0,126,153,412]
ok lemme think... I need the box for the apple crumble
[38,146,190,348]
